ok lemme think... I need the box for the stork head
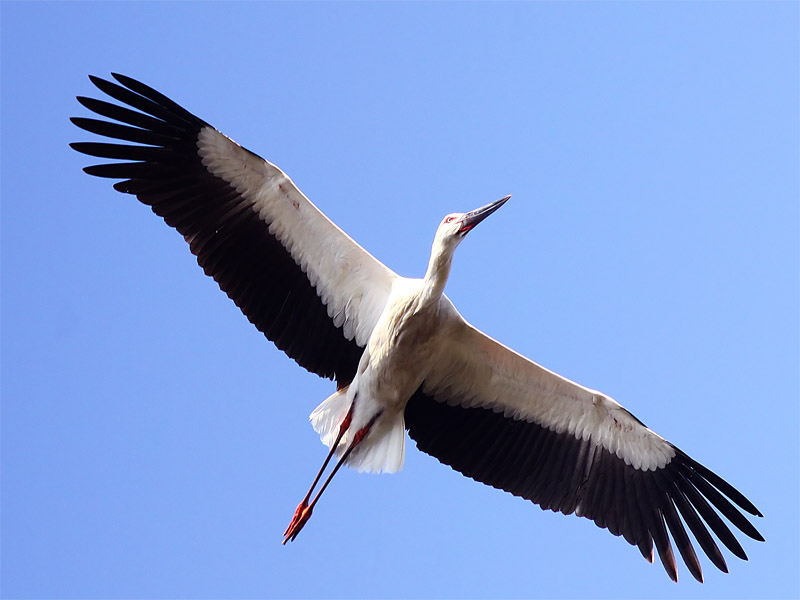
[435,195,511,249]
[424,195,511,297]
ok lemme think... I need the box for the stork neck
[421,242,455,307]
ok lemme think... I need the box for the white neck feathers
[421,236,456,308]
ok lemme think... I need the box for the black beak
[458,195,511,234]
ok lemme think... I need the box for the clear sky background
[2,2,798,599]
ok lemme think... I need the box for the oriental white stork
[71,74,763,583]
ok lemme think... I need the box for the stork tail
[310,389,406,474]
[310,388,353,449]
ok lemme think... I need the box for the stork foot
[282,500,313,544]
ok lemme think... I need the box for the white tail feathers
[309,390,406,474]
[309,389,351,449]
[347,415,406,474]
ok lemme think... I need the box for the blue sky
[2,2,797,598]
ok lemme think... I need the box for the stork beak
[458,195,511,234]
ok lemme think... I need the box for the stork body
[313,199,508,475]
[72,74,763,583]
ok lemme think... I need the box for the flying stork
[71,73,763,583]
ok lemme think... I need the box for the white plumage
[72,73,763,583]
[197,126,394,348]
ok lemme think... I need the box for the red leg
[282,404,354,541]
[282,410,382,544]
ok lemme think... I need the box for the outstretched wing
[72,74,397,385]
[405,314,763,582]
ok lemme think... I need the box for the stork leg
[282,409,382,544]
[282,404,353,541]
